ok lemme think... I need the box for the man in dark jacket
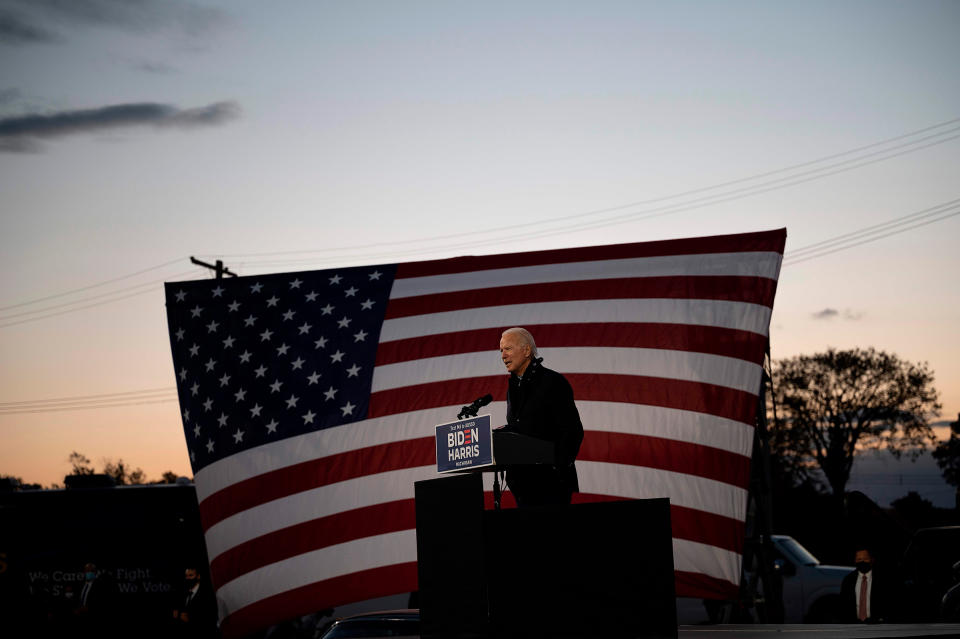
[172,566,218,637]
[498,327,584,507]
[840,546,892,623]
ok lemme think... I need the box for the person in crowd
[840,545,892,623]
[73,561,118,635]
[172,566,218,637]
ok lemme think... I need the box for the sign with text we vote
[436,414,493,473]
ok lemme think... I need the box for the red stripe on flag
[218,562,419,639]
[579,432,751,489]
[547,493,746,554]
[369,374,757,425]
[385,276,778,319]
[210,499,417,589]
[198,437,434,531]
[212,496,745,594]
[375,322,768,366]
[367,375,506,418]
[396,229,786,278]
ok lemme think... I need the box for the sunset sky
[1,1,958,498]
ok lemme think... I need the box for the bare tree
[932,413,960,508]
[770,348,941,498]
[68,451,95,476]
[102,458,147,485]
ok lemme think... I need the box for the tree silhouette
[102,459,147,485]
[932,413,960,507]
[68,451,95,476]
[770,347,941,498]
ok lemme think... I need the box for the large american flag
[165,228,785,636]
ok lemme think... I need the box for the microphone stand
[456,396,502,511]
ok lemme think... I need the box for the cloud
[133,60,177,74]
[0,9,60,44]
[0,0,226,45]
[0,87,21,104]
[0,101,240,152]
[811,307,865,321]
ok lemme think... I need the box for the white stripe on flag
[195,399,755,503]
[371,347,762,394]
[390,252,783,298]
[672,538,741,585]
[380,299,773,341]
[576,461,747,521]
[194,407,456,501]
[204,465,437,561]
[579,402,754,457]
[205,460,746,560]
[216,530,417,617]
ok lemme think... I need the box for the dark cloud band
[0,10,59,44]
[0,100,239,151]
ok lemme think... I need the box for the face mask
[85,571,97,580]
[856,562,871,574]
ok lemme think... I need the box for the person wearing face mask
[73,561,117,635]
[172,566,217,637]
[840,546,892,623]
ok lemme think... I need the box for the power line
[226,130,960,271]
[0,397,179,415]
[0,269,200,322]
[785,198,960,258]
[6,196,959,415]
[0,386,176,408]
[0,257,188,312]
[782,206,960,266]
[4,116,956,319]
[0,271,207,328]
[207,117,960,262]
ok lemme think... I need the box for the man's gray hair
[502,327,538,358]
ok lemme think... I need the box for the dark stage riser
[415,473,678,638]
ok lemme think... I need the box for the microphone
[458,393,493,420]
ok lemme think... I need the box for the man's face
[184,569,199,584]
[854,550,873,573]
[499,333,530,375]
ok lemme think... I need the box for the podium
[415,451,678,638]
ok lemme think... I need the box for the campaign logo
[447,425,479,462]
[435,414,492,473]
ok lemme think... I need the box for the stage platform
[678,624,960,639]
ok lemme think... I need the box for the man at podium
[498,327,584,507]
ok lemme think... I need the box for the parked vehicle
[317,609,420,638]
[676,534,851,624]
[768,534,851,622]
[899,526,960,622]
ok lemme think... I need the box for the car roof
[333,609,419,621]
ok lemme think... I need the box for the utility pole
[190,257,237,279]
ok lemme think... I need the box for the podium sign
[435,414,493,473]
